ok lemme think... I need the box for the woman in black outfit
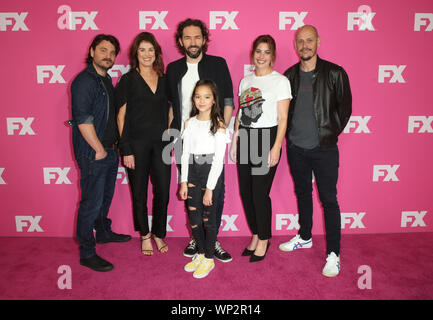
[116,32,171,255]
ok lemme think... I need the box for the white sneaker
[184,253,205,272]
[279,234,313,252]
[322,252,340,277]
[193,258,215,279]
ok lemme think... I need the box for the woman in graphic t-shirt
[230,35,292,262]
[115,32,171,256]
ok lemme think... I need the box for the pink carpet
[1,233,432,300]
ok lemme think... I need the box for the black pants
[175,139,225,236]
[237,126,279,240]
[287,143,341,255]
[127,140,171,238]
[186,154,223,259]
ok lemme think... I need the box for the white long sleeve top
[180,116,230,190]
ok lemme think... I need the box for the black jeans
[186,154,223,259]
[287,143,341,255]
[175,138,225,236]
[237,126,279,240]
[127,140,171,238]
[76,148,118,259]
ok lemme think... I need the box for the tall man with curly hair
[166,19,234,262]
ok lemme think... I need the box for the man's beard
[185,46,203,59]
[299,49,315,61]
[95,58,113,71]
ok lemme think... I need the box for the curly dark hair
[86,34,120,65]
[175,18,210,55]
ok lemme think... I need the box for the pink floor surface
[1,233,432,300]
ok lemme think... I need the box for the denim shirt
[71,64,111,160]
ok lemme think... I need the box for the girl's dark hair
[251,34,276,65]
[175,18,210,55]
[190,79,224,135]
[86,34,120,64]
[129,32,164,76]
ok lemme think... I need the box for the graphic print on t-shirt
[239,87,265,126]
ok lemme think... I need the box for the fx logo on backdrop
[276,214,300,231]
[414,13,433,31]
[16,216,43,232]
[341,213,366,229]
[36,65,66,84]
[372,165,399,182]
[344,116,371,133]
[347,5,376,31]
[148,215,173,231]
[220,215,239,231]
[401,211,427,228]
[139,11,168,30]
[116,167,129,184]
[408,116,433,133]
[108,65,131,80]
[0,12,29,31]
[43,168,72,184]
[378,65,406,83]
[57,5,98,30]
[0,168,6,184]
[209,11,239,29]
[279,12,307,30]
[6,117,35,135]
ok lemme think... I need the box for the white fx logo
[148,215,173,231]
[344,116,371,133]
[116,167,129,184]
[341,212,366,229]
[0,168,5,184]
[209,11,239,30]
[276,214,300,230]
[401,211,427,227]
[57,5,98,30]
[37,65,66,84]
[139,11,168,30]
[279,12,307,30]
[108,65,131,80]
[43,168,72,184]
[414,13,433,31]
[408,116,433,133]
[0,12,29,31]
[347,5,375,31]
[7,117,35,135]
[378,65,406,83]
[16,216,43,232]
[372,165,399,182]
[221,215,239,231]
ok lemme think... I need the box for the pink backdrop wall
[1,0,432,238]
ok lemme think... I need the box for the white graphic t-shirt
[238,70,292,128]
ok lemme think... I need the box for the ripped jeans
[186,154,223,259]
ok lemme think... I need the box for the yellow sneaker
[184,253,205,272]
[193,258,215,279]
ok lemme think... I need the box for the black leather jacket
[284,56,352,147]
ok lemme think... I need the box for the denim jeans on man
[76,148,119,259]
[287,143,341,255]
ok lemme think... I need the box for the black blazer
[165,53,234,132]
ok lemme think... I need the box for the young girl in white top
[179,79,229,279]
